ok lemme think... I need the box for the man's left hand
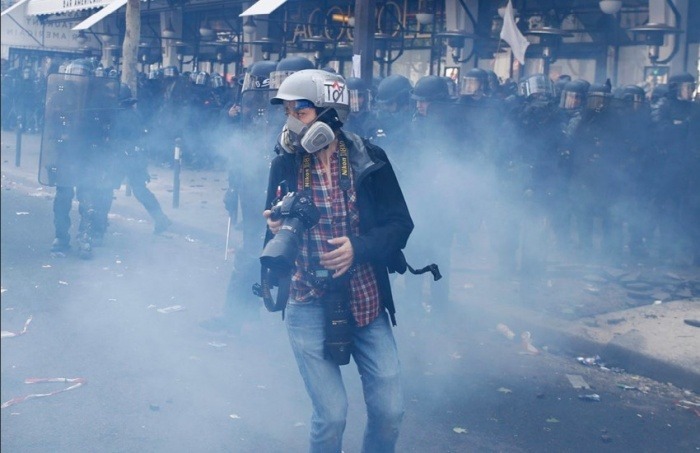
[321,237,354,278]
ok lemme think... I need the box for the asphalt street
[2,175,699,452]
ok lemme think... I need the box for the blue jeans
[285,299,404,453]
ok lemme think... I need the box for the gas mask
[285,112,335,154]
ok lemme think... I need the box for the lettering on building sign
[286,2,404,45]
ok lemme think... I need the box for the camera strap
[301,139,350,192]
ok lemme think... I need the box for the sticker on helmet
[324,80,348,105]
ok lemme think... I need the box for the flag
[500,0,529,65]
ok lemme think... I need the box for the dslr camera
[260,191,320,275]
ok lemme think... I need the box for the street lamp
[525,26,571,75]
[435,29,477,64]
[628,22,683,65]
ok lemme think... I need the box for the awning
[26,0,113,16]
[239,0,288,17]
[1,0,31,17]
[72,0,127,30]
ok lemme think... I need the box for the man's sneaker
[50,238,70,253]
[154,215,172,234]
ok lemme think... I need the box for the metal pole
[14,115,23,167]
[353,0,377,87]
[224,216,231,261]
[173,137,181,208]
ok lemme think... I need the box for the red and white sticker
[1,377,87,409]
[1,315,33,339]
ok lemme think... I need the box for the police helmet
[586,83,611,111]
[64,59,94,76]
[485,69,500,95]
[242,60,277,92]
[210,72,225,89]
[375,74,412,106]
[441,76,459,100]
[163,66,179,79]
[616,85,646,110]
[148,68,163,80]
[460,68,488,97]
[668,72,696,101]
[270,69,349,123]
[269,56,314,90]
[411,75,449,102]
[554,74,572,99]
[519,73,554,98]
[194,71,210,86]
[651,84,670,104]
[559,79,589,110]
[346,77,371,112]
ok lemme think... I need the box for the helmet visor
[677,82,696,101]
[269,70,295,90]
[460,76,482,96]
[349,89,370,113]
[586,93,608,110]
[519,75,553,98]
[242,72,271,92]
[560,91,583,109]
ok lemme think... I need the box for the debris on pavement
[0,287,6,293]
[616,384,638,391]
[674,400,700,417]
[1,315,33,339]
[566,374,591,390]
[520,331,540,355]
[15,211,29,215]
[207,341,226,348]
[58,280,69,286]
[577,355,601,366]
[496,323,515,340]
[1,377,87,409]
[497,387,512,394]
[452,427,468,434]
[683,319,700,328]
[546,417,559,423]
[229,414,241,419]
[156,305,185,314]
[578,393,601,402]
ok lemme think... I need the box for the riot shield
[39,74,120,187]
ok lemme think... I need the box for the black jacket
[264,130,414,325]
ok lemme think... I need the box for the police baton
[172,137,181,208]
[224,216,231,261]
[14,115,23,167]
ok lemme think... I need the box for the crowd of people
[16,53,696,291]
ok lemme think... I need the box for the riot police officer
[401,75,458,311]
[650,73,700,263]
[371,74,413,159]
[45,58,120,258]
[343,77,376,139]
[613,84,654,259]
[112,85,172,234]
[200,59,282,334]
[570,80,624,260]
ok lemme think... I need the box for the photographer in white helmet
[261,69,414,452]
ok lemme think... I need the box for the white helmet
[270,69,350,122]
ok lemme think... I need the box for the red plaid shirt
[290,144,381,327]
